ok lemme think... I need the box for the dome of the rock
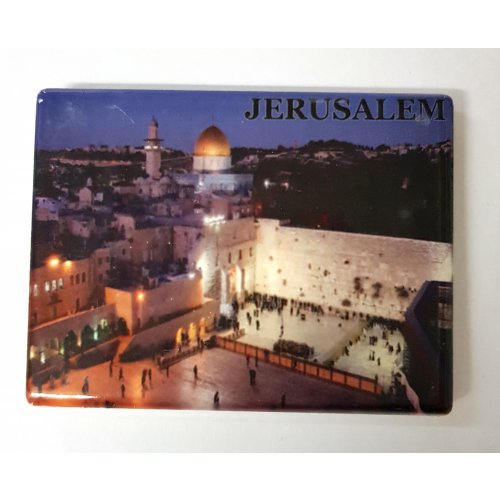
[194,126,231,157]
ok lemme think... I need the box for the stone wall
[29,248,110,326]
[105,271,203,333]
[254,219,452,320]
[122,298,220,356]
[174,218,257,303]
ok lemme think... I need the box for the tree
[81,324,95,351]
[63,330,78,358]
[116,317,129,336]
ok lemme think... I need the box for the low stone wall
[120,299,219,361]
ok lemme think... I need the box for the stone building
[173,217,257,306]
[28,247,111,327]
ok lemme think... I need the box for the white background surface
[1,49,499,452]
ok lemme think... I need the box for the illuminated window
[44,281,50,292]
[33,284,38,296]
[82,272,86,283]
[76,274,80,285]
[52,280,57,291]
[58,278,63,289]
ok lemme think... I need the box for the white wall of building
[254,219,452,320]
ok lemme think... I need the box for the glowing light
[188,272,195,279]
[31,393,97,400]
[203,214,225,226]
[137,291,145,302]
[264,179,270,189]
[48,257,60,268]
[63,260,72,270]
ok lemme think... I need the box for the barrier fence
[216,335,384,396]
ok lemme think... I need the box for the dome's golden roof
[194,126,230,157]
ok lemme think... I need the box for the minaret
[144,117,162,179]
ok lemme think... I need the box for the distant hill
[251,140,452,243]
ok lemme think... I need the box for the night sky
[35,90,453,152]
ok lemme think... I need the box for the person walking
[281,393,286,408]
[119,367,124,381]
[109,360,113,377]
[213,391,220,407]
[256,319,260,331]
[141,369,147,388]
[193,364,198,379]
[120,383,126,398]
[148,368,152,383]
[82,376,89,395]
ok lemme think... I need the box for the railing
[216,336,384,396]
[159,345,202,368]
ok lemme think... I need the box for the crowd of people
[334,322,406,393]
[242,292,326,318]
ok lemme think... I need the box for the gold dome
[194,126,230,157]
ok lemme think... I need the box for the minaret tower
[144,117,162,179]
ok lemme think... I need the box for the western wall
[254,219,452,320]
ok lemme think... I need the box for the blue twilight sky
[35,90,453,152]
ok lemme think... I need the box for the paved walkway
[28,348,384,411]
[335,323,406,391]
[237,306,366,362]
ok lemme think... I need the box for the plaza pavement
[29,346,384,411]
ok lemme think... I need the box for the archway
[240,267,245,296]
[199,317,206,339]
[188,322,197,343]
[176,327,187,347]
[235,266,243,297]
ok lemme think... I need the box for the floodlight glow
[203,214,225,226]
[48,257,60,268]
